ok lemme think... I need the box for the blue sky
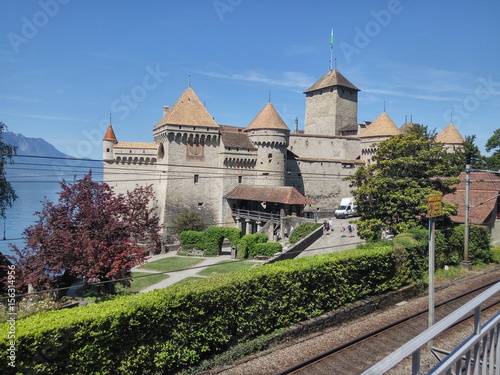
[1,0,500,160]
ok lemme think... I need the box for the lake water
[1,181,61,257]
[2,157,102,258]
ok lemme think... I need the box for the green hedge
[235,233,268,259]
[248,242,283,257]
[180,227,242,256]
[289,222,322,244]
[0,244,404,374]
[392,225,494,280]
[438,224,492,266]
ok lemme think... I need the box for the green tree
[348,127,459,240]
[0,121,17,218]
[171,207,212,235]
[485,129,500,170]
[463,135,486,168]
[445,134,486,174]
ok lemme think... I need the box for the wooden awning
[225,185,314,205]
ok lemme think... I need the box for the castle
[102,69,464,243]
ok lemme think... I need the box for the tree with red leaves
[9,172,161,294]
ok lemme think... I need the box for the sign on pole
[427,194,442,217]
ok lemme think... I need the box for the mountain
[3,132,73,158]
[3,132,102,179]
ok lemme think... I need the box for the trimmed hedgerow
[249,242,283,257]
[180,226,242,256]
[235,233,269,259]
[0,244,404,375]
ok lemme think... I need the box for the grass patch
[171,277,205,287]
[492,247,500,263]
[433,265,470,282]
[197,260,259,277]
[138,256,204,272]
[116,272,169,294]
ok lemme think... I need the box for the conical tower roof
[103,124,117,142]
[435,123,464,144]
[154,87,218,129]
[304,69,360,93]
[399,121,414,134]
[245,103,289,131]
[359,112,402,138]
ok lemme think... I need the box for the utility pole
[427,193,442,347]
[461,164,472,270]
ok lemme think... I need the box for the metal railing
[362,281,500,375]
[231,209,280,223]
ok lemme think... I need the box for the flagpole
[329,28,334,71]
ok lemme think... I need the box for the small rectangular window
[238,176,242,183]
[194,174,199,183]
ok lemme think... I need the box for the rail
[231,208,280,223]
[361,281,500,375]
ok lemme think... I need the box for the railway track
[277,281,500,375]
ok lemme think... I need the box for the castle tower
[435,123,465,153]
[103,124,118,161]
[303,69,360,136]
[358,112,402,164]
[245,103,289,186]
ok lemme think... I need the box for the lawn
[197,260,259,277]
[138,256,205,272]
[117,272,169,294]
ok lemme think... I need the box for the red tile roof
[443,171,500,224]
[225,185,315,205]
[103,125,117,141]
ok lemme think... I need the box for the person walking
[328,218,334,232]
[339,224,345,237]
[348,223,354,237]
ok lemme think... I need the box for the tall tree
[0,121,17,219]
[10,172,161,294]
[485,129,500,170]
[348,126,459,240]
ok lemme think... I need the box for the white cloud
[196,69,315,89]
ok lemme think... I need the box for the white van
[334,197,357,219]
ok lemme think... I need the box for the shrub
[0,244,403,375]
[393,228,428,282]
[236,233,268,259]
[441,224,493,266]
[180,231,204,250]
[180,227,243,256]
[289,222,322,244]
[248,242,282,257]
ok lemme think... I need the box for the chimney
[163,105,170,116]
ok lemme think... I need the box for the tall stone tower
[245,103,289,186]
[303,69,360,136]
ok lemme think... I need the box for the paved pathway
[135,250,240,293]
[296,217,364,258]
[136,218,363,293]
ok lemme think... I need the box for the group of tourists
[323,218,356,238]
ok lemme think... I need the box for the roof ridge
[304,69,360,93]
[154,87,219,129]
[246,102,289,131]
[359,112,402,138]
